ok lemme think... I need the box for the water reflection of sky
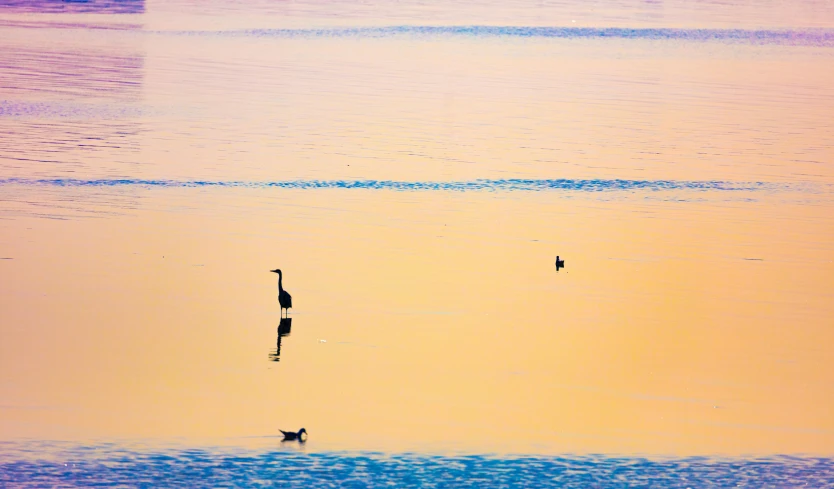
[0,0,144,14]
[1,2,833,483]
[0,14,143,178]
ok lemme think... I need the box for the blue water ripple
[164,26,834,46]
[1,447,833,488]
[0,178,808,193]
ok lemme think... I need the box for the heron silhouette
[555,256,565,271]
[270,269,293,317]
[280,428,307,442]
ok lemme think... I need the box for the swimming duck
[280,428,307,442]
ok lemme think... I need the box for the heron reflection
[268,317,293,362]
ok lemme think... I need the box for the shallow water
[1,0,833,484]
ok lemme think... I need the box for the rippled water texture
[2,443,833,488]
[1,0,833,485]
[1,177,818,192]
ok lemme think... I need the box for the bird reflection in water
[268,317,293,362]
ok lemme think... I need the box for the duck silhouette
[280,428,307,442]
[555,255,565,271]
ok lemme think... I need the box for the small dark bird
[280,428,307,442]
[555,256,565,271]
[270,269,293,317]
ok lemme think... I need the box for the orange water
[1,0,833,455]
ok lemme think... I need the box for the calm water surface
[1,0,833,485]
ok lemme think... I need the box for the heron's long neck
[277,273,284,292]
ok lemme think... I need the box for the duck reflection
[268,317,293,362]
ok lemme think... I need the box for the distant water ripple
[0,101,143,119]
[1,445,832,488]
[0,178,812,193]
[170,26,834,46]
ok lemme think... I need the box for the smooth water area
[1,0,833,485]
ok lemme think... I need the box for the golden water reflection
[1,0,833,457]
[0,189,831,455]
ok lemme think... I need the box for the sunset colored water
[1,0,833,485]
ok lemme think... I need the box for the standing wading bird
[280,428,307,442]
[270,269,293,317]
